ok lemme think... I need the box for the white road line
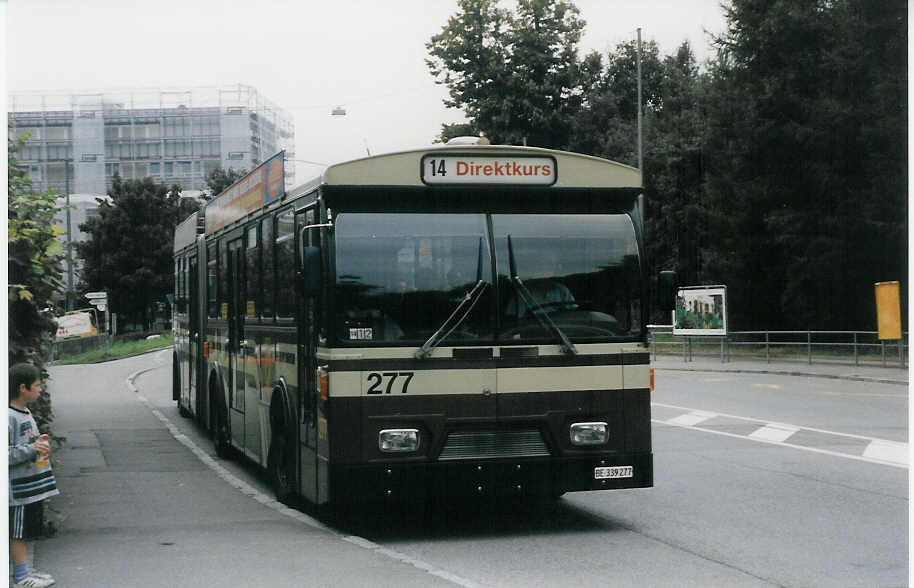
[748,423,799,443]
[667,410,717,427]
[653,402,908,469]
[126,366,485,588]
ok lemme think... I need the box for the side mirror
[302,246,321,296]
[657,270,677,313]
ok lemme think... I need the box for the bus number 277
[366,372,415,394]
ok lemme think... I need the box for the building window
[149,162,160,176]
[228,152,245,160]
[177,161,191,177]
[105,163,120,177]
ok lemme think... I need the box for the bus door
[227,237,246,449]
[188,253,200,417]
[296,207,321,503]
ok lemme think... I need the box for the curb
[653,365,908,386]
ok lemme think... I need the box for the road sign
[86,291,107,299]
[89,298,107,307]
[97,304,107,312]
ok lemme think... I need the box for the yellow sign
[875,281,902,340]
[246,300,256,318]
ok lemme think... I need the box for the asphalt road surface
[41,351,907,587]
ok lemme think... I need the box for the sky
[5,0,727,182]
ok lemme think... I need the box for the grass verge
[54,333,174,365]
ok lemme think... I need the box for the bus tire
[268,391,296,505]
[210,379,231,459]
[172,354,180,401]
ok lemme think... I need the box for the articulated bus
[173,143,670,506]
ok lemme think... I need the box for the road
[38,351,907,587]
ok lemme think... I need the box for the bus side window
[275,209,295,318]
[207,242,218,318]
[261,218,274,319]
[219,238,229,319]
[245,226,259,321]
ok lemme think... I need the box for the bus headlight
[570,422,608,446]
[379,429,419,452]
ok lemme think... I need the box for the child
[9,363,58,588]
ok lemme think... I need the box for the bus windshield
[334,213,493,344]
[333,212,642,346]
[494,214,642,342]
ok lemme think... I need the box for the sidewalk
[651,353,909,385]
[28,359,461,588]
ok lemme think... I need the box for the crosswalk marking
[667,410,717,427]
[748,423,799,443]
[653,402,908,469]
[862,439,908,465]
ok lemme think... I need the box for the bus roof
[288,145,641,195]
[174,211,200,252]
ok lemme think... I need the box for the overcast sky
[5,0,726,181]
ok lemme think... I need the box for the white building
[9,84,296,194]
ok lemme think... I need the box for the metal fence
[647,326,907,368]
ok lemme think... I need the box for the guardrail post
[688,337,693,362]
[807,331,812,365]
[720,337,724,363]
[765,331,770,364]
[881,340,886,367]
[899,338,904,367]
[853,332,858,366]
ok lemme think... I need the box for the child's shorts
[9,502,44,540]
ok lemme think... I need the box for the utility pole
[636,28,645,226]
[637,28,643,172]
[65,159,74,311]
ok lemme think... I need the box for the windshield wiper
[506,234,578,356]
[415,238,488,359]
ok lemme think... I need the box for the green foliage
[54,333,174,365]
[76,176,200,330]
[427,0,588,147]
[703,0,907,329]
[8,133,65,432]
[204,166,248,200]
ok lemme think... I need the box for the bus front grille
[438,429,550,460]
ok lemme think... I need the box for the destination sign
[421,154,556,186]
[205,151,285,233]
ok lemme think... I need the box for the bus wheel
[269,429,295,504]
[211,390,231,458]
[268,396,295,505]
[172,355,180,401]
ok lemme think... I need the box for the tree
[427,0,589,147]
[76,176,199,330]
[8,132,64,432]
[203,166,248,201]
[703,0,907,329]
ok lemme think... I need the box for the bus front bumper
[331,453,652,504]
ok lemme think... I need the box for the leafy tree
[76,176,199,330]
[203,166,248,200]
[703,0,907,330]
[427,0,589,147]
[8,132,64,432]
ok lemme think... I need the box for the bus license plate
[594,466,633,479]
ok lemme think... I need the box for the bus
[173,143,672,506]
